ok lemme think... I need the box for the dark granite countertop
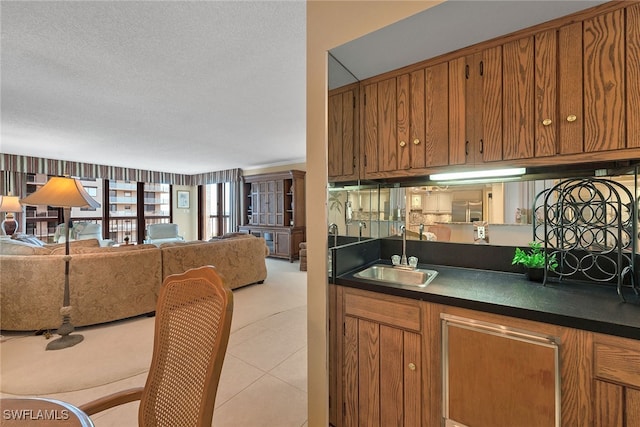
[335,261,640,340]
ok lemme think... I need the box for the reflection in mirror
[328,185,406,240]
[328,168,639,247]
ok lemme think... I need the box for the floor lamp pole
[47,207,84,350]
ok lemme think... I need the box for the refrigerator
[451,200,483,223]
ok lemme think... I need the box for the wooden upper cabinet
[502,36,534,160]
[449,47,502,166]
[361,65,448,178]
[397,73,411,170]
[584,8,625,152]
[425,63,449,167]
[558,22,584,155]
[448,56,466,166]
[626,3,640,149]
[362,77,398,178]
[408,70,425,168]
[328,83,359,182]
[559,8,626,155]
[482,46,503,162]
[340,1,639,179]
[534,29,558,158]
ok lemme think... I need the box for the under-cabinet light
[429,168,526,182]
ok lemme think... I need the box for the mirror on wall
[328,169,640,247]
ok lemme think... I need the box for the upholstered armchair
[54,222,114,247]
[144,223,184,245]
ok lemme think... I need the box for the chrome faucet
[328,223,338,247]
[400,225,408,266]
[419,223,424,240]
[358,221,367,240]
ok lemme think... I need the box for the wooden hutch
[239,170,305,262]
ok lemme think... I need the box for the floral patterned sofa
[0,234,268,331]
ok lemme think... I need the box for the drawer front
[594,342,640,388]
[344,290,421,332]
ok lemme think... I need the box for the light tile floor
[2,258,308,427]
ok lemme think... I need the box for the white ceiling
[1,1,306,175]
[1,1,607,175]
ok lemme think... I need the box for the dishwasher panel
[442,314,560,427]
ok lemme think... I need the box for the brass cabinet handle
[566,115,577,122]
[408,363,416,371]
[413,139,420,145]
[399,140,407,147]
[542,118,552,126]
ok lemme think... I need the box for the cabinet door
[274,231,290,257]
[275,180,285,227]
[378,78,398,173]
[397,74,411,170]
[436,192,452,213]
[266,180,277,226]
[363,82,379,176]
[344,316,421,427]
[583,9,625,152]
[425,63,449,167]
[341,289,423,427]
[593,336,640,427]
[448,56,467,166]
[362,77,398,177]
[397,70,429,171]
[558,22,584,154]
[410,69,427,169]
[480,45,503,162]
[449,48,502,165]
[534,29,558,157]
[329,85,359,181]
[559,10,626,154]
[628,3,640,149]
[423,193,451,213]
[502,36,534,160]
[258,182,269,225]
[401,67,436,170]
[250,183,260,224]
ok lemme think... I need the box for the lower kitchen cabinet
[333,286,427,427]
[331,285,630,427]
[592,333,640,427]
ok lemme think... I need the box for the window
[144,183,171,227]
[108,179,138,243]
[205,182,231,238]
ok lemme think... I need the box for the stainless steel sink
[354,264,438,287]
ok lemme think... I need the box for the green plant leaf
[512,241,557,271]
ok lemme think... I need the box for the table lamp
[21,176,101,350]
[0,194,23,236]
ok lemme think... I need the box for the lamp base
[46,333,84,351]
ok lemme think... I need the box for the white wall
[172,185,197,241]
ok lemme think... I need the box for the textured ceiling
[1,1,607,175]
[1,1,306,174]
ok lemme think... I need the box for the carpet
[0,315,154,396]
